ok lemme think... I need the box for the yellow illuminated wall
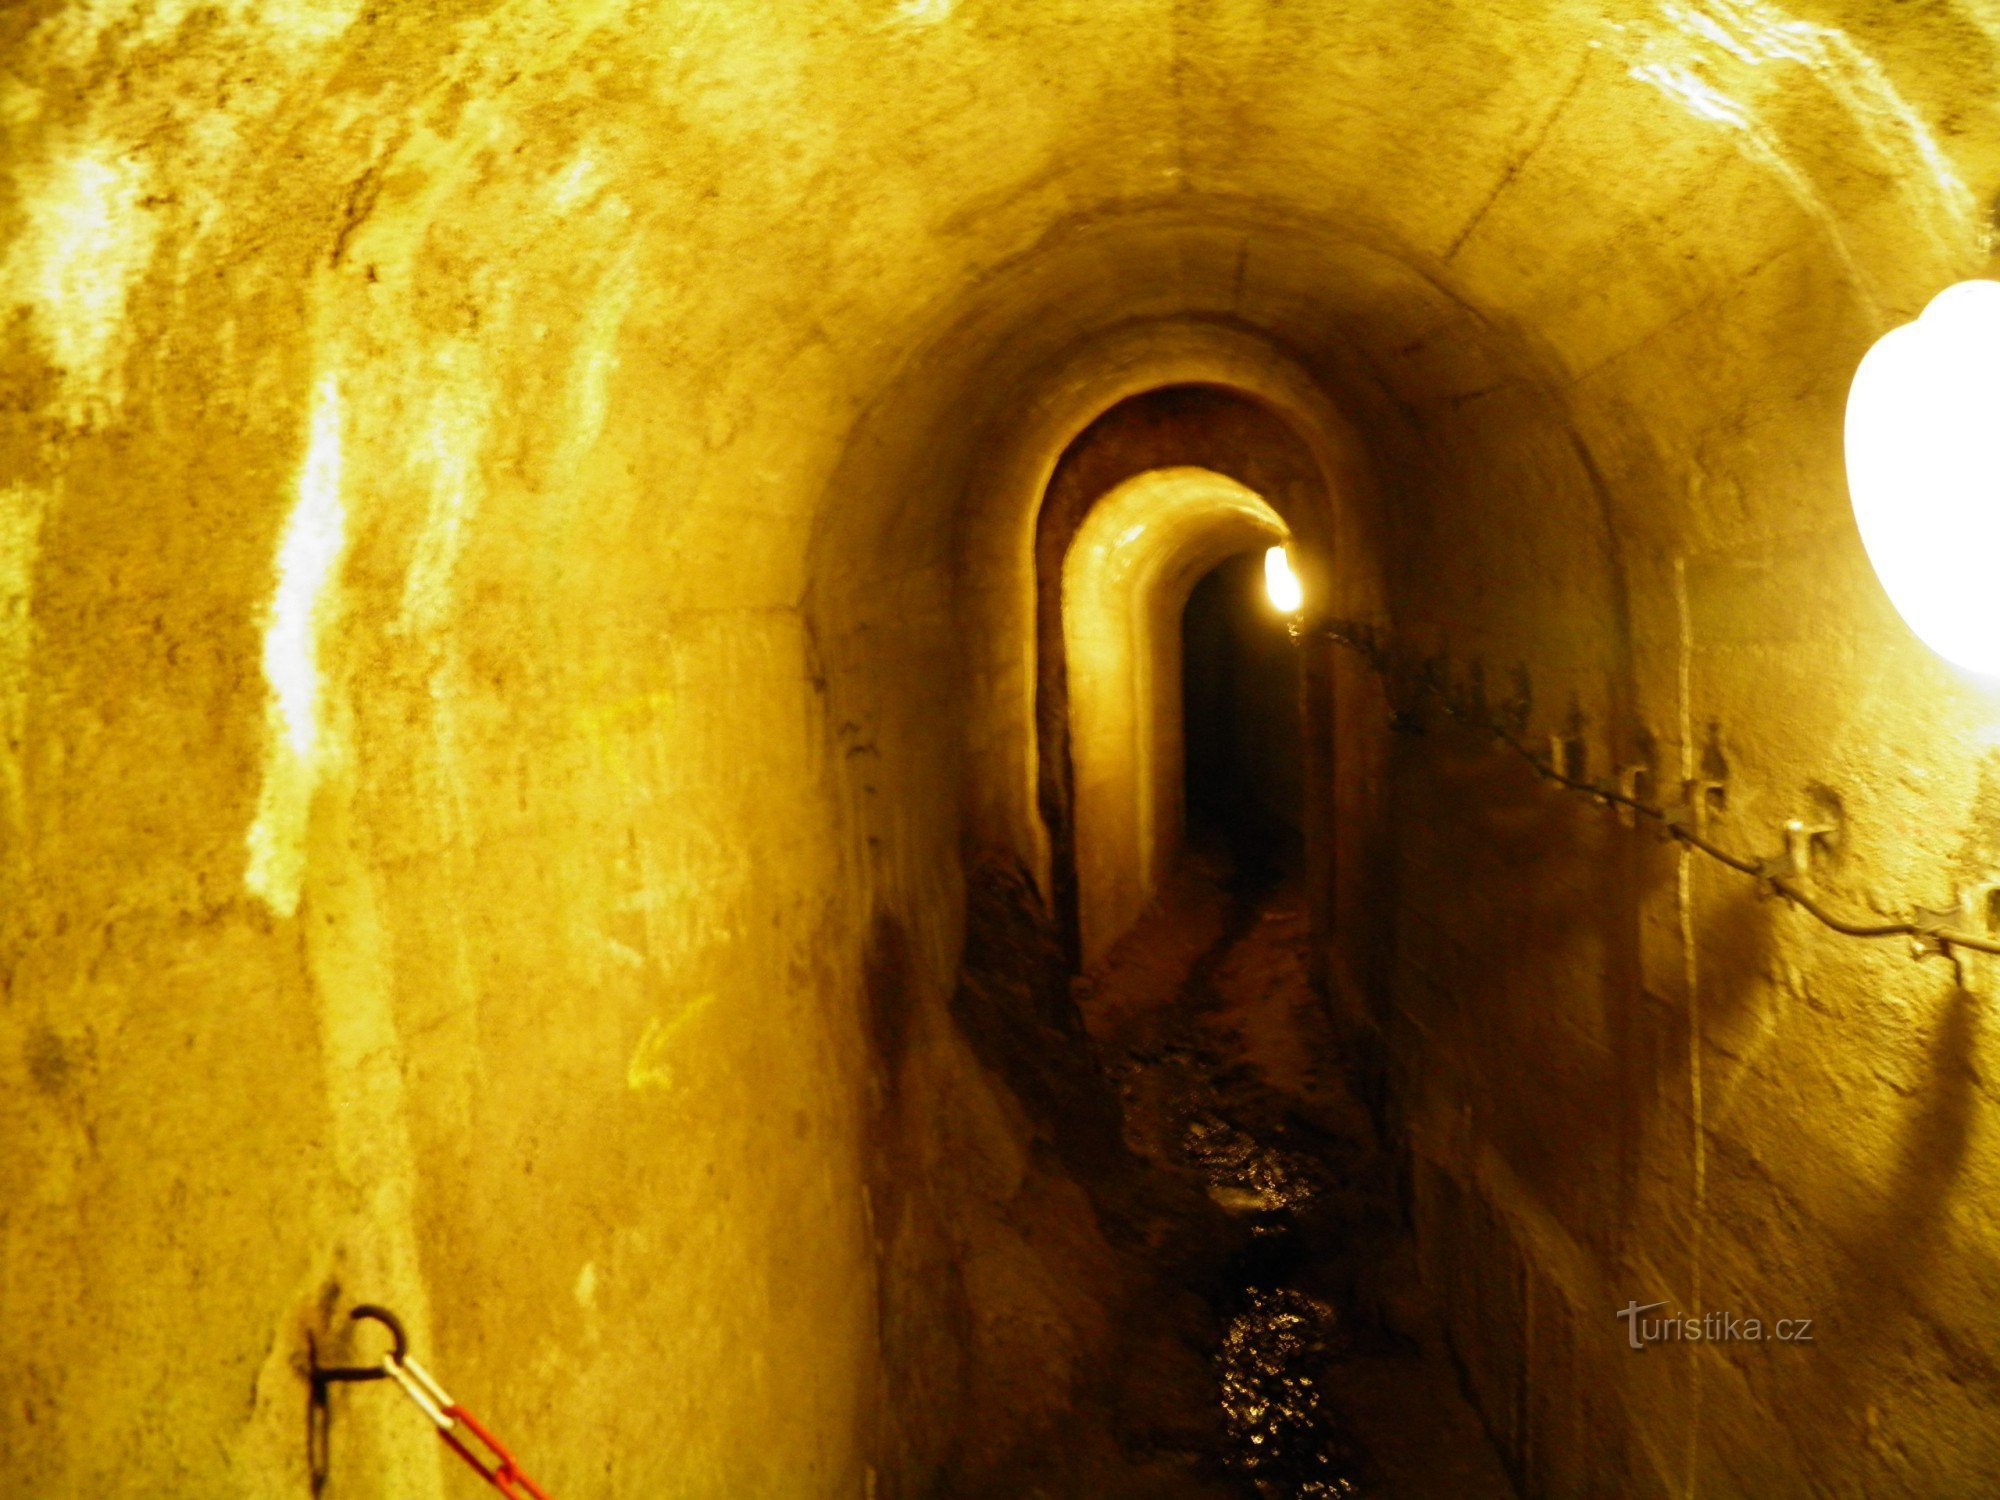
[5,1,2000,1495]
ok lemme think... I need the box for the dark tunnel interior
[1182,549,1305,887]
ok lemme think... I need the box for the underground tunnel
[9,1,2000,1495]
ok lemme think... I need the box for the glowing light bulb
[1264,545,1302,614]
[1846,279,2000,677]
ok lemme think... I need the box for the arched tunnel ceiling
[10,3,2000,1495]
[7,0,1997,574]
[1063,466,1288,961]
[4,4,1994,1094]
[8,0,1991,1089]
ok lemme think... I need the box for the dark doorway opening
[1181,549,1304,889]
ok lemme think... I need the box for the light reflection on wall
[4,144,159,414]
[1613,0,1982,304]
[246,372,347,916]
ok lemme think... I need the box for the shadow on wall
[862,857,1237,1494]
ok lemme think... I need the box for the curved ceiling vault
[7,2,2000,1495]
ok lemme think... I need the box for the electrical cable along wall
[1321,618,2000,965]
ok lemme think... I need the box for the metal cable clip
[1613,764,1649,828]
[1910,903,1964,961]
[311,1304,407,1389]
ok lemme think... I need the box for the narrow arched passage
[1061,468,1289,963]
[1030,384,1350,971]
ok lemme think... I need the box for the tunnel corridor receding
[10,2,2000,1495]
[1061,467,1292,965]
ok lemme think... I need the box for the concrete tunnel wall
[7,1,2000,1496]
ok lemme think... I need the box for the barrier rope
[313,1305,554,1499]
[1314,618,2000,963]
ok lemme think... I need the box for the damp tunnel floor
[1004,852,1518,1499]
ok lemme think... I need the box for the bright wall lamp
[1846,279,2000,678]
[1265,545,1303,615]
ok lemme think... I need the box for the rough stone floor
[1056,853,1518,1499]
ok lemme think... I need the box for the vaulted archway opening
[1059,466,1291,963]
[1029,384,1345,969]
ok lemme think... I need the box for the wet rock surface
[1214,1287,1366,1498]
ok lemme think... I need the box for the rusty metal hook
[306,1302,555,1499]
[312,1304,409,1388]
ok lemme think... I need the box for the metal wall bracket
[307,1306,410,1495]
